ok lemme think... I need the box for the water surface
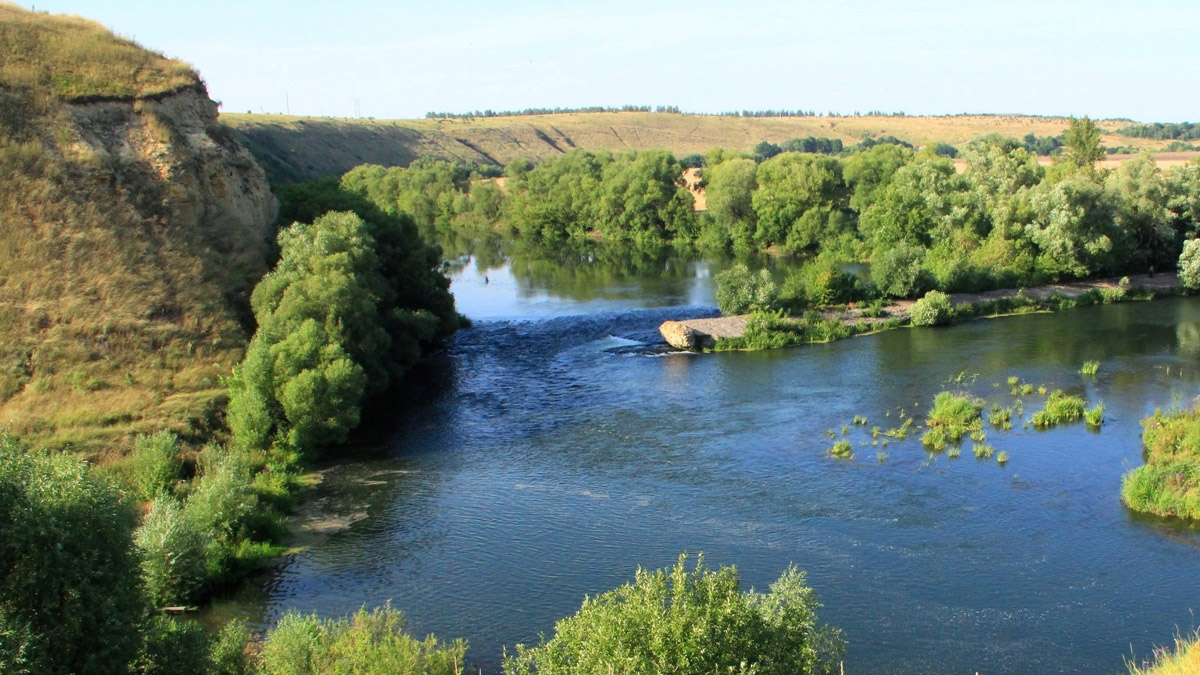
[258,257,1200,674]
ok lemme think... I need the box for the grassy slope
[223,109,1182,182]
[0,4,260,458]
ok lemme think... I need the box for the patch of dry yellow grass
[0,2,197,100]
[1127,631,1200,675]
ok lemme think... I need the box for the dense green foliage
[503,554,844,675]
[227,205,458,457]
[257,605,467,675]
[1179,239,1200,288]
[0,436,145,675]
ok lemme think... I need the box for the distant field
[221,111,1182,183]
[952,150,1200,173]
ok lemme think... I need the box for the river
[245,254,1200,674]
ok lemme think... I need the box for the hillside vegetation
[0,4,274,456]
[223,109,1183,183]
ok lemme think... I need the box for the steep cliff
[0,4,276,455]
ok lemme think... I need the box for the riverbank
[660,272,1183,350]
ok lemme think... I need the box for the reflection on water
[246,251,1200,674]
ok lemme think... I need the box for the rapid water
[253,257,1200,674]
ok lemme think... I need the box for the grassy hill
[0,4,273,458]
[223,110,1182,183]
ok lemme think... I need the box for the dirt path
[659,272,1181,350]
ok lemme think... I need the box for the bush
[1180,238,1200,289]
[0,435,145,675]
[129,430,182,502]
[871,243,931,298]
[133,616,211,675]
[909,290,954,326]
[503,554,844,675]
[135,497,211,607]
[780,259,863,309]
[714,263,778,315]
[258,604,467,675]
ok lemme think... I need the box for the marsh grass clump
[1006,376,1019,386]
[988,405,1014,430]
[947,447,961,459]
[830,439,853,459]
[924,391,983,443]
[921,426,948,451]
[973,443,995,459]
[1032,390,1087,428]
[1080,360,1101,376]
[996,451,1009,464]
[969,429,986,443]
[1085,402,1105,428]
[853,415,868,426]
[1121,407,1200,520]
[884,417,914,440]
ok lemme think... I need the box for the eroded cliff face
[0,79,278,453]
[65,84,277,299]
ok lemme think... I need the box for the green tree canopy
[751,153,849,251]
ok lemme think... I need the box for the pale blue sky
[28,1,1200,121]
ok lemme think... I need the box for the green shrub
[503,554,844,675]
[1122,461,1200,520]
[714,263,778,315]
[258,604,467,675]
[781,259,862,309]
[129,430,181,502]
[1179,238,1200,289]
[909,290,954,327]
[133,616,211,675]
[207,621,253,675]
[135,497,211,607]
[871,243,931,298]
[184,453,277,586]
[0,435,145,675]
[714,311,864,351]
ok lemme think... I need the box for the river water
[254,255,1200,674]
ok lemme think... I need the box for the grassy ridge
[0,2,197,100]
[222,110,1183,183]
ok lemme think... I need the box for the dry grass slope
[0,4,266,459]
[223,110,1182,182]
[0,2,197,100]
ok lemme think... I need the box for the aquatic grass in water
[948,447,961,459]
[997,451,1009,465]
[830,439,853,459]
[1032,390,1087,428]
[973,443,995,459]
[988,406,1014,430]
[1085,403,1105,428]
[924,391,983,443]
[1080,360,1101,376]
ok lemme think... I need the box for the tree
[859,156,985,249]
[871,243,931,298]
[752,153,849,251]
[503,554,844,675]
[594,150,696,246]
[1107,153,1174,270]
[703,157,758,248]
[0,436,145,675]
[1063,116,1105,174]
[843,143,914,213]
[1026,176,1121,279]
[1179,239,1200,289]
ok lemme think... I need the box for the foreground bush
[1178,238,1200,289]
[0,435,145,675]
[503,554,844,675]
[909,290,954,326]
[258,605,466,675]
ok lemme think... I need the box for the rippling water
[251,258,1200,674]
